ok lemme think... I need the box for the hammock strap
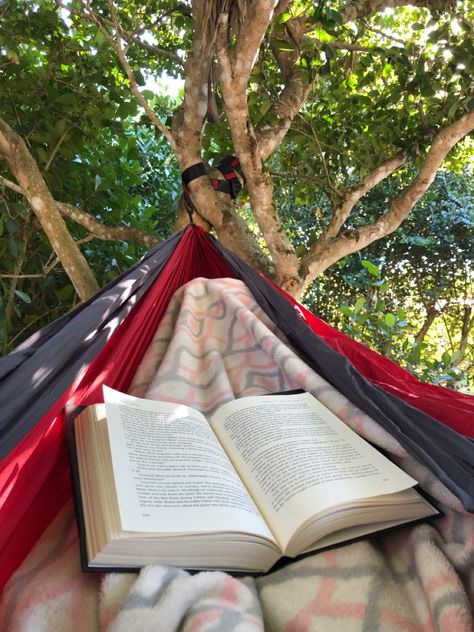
[181,156,245,219]
[214,155,246,198]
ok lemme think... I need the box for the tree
[300,168,474,389]
[0,1,473,302]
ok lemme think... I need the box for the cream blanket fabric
[1,278,473,632]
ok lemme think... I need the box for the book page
[210,392,418,550]
[103,386,275,541]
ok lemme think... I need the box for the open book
[72,386,438,573]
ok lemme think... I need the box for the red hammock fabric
[0,228,234,591]
[1,226,472,592]
[269,279,474,438]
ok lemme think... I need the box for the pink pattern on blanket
[1,277,472,632]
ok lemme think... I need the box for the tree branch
[233,0,279,85]
[0,174,23,194]
[361,18,408,46]
[217,7,300,292]
[0,273,44,279]
[127,36,184,65]
[315,39,375,53]
[297,110,474,296]
[170,0,216,167]
[323,152,406,240]
[340,0,444,23]
[256,69,312,160]
[79,0,177,151]
[0,116,100,300]
[0,175,161,247]
[256,15,312,160]
[44,124,73,171]
[57,202,161,247]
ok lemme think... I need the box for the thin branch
[45,124,72,171]
[7,311,52,350]
[269,171,329,189]
[58,202,161,247]
[361,19,407,46]
[5,214,30,323]
[0,174,23,194]
[323,152,406,240]
[76,234,96,245]
[297,109,474,295]
[313,38,376,53]
[106,0,176,146]
[0,174,160,247]
[44,256,60,275]
[293,120,370,169]
[312,126,334,192]
[340,0,438,23]
[441,311,455,353]
[0,273,44,279]
[127,36,184,65]
[78,0,177,151]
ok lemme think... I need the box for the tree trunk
[414,305,439,345]
[452,305,473,366]
[0,118,100,301]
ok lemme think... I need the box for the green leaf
[14,290,31,304]
[9,238,19,258]
[57,285,75,301]
[6,49,20,64]
[314,28,332,42]
[441,350,451,365]
[135,71,146,86]
[276,12,291,24]
[271,38,296,52]
[260,97,272,115]
[5,217,19,234]
[55,93,78,106]
[326,9,343,26]
[141,90,155,101]
[339,306,353,317]
[354,297,366,313]
[447,100,460,119]
[385,313,395,327]
[36,147,48,164]
[361,259,380,277]
[55,119,67,135]
[450,350,462,363]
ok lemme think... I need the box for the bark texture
[0,118,100,301]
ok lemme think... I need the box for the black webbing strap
[181,163,207,189]
[214,155,246,198]
[181,163,207,221]
[181,156,245,219]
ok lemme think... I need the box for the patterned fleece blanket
[1,278,473,632]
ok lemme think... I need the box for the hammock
[0,224,473,596]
